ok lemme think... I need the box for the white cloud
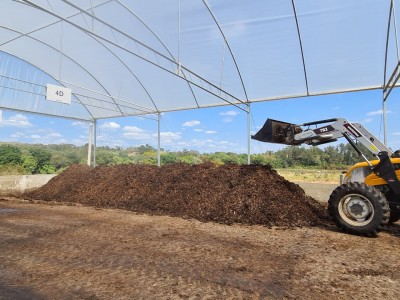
[183,120,200,127]
[194,129,203,132]
[367,109,392,116]
[71,121,92,130]
[0,114,32,128]
[159,132,181,139]
[219,141,232,145]
[361,118,373,124]
[100,121,120,130]
[122,126,151,140]
[220,110,240,123]
[96,137,126,148]
[178,138,212,147]
[173,138,238,153]
[10,132,25,138]
[123,126,145,133]
[147,131,182,145]
[71,138,87,146]
[205,130,217,134]
[7,128,66,144]
[48,132,62,138]
[72,121,86,127]
[393,132,400,136]
[220,111,239,117]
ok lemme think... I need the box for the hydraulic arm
[252,117,393,158]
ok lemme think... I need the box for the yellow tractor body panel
[345,158,400,187]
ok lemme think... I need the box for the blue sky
[1,88,399,154]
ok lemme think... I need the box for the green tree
[323,146,340,167]
[0,145,22,165]
[39,164,56,174]
[21,154,37,174]
[29,148,52,174]
[96,150,118,165]
[178,155,202,165]
[161,152,179,164]
[137,144,156,155]
[134,151,157,165]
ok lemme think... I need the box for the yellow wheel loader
[252,118,400,236]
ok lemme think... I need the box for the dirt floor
[2,164,400,299]
[1,198,400,300]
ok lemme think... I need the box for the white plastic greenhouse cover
[0,0,399,121]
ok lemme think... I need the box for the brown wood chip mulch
[24,163,328,227]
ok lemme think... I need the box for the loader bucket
[251,118,302,144]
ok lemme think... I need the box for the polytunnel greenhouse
[0,0,400,163]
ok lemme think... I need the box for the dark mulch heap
[24,163,328,227]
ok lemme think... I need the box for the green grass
[276,168,343,183]
[0,164,27,175]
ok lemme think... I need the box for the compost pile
[25,163,328,227]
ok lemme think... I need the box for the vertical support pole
[383,100,388,146]
[93,119,97,167]
[87,122,93,166]
[157,113,161,167]
[247,104,251,165]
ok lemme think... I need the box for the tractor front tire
[389,205,400,224]
[328,182,390,236]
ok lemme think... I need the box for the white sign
[46,84,71,104]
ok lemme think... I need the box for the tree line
[0,142,375,175]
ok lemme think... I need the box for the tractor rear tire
[328,182,390,236]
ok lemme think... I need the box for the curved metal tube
[201,0,249,102]
[291,0,309,95]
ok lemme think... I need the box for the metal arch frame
[0,49,95,120]
[384,0,394,89]
[0,29,125,118]
[21,0,247,111]
[0,72,154,118]
[200,0,251,162]
[1,8,124,117]
[81,36,159,113]
[2,0,167,167]
[201,0,307,163]
[291,0,309,96]
[383,0,400,146]
[58,0,247,107]
[0,104,93,122]
[201,0,249,103]
[6,1,158,117]
[61,80,154,115]
[114,0,200,109]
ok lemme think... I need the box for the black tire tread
[389,206,400,224]
[328,182,390,236]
